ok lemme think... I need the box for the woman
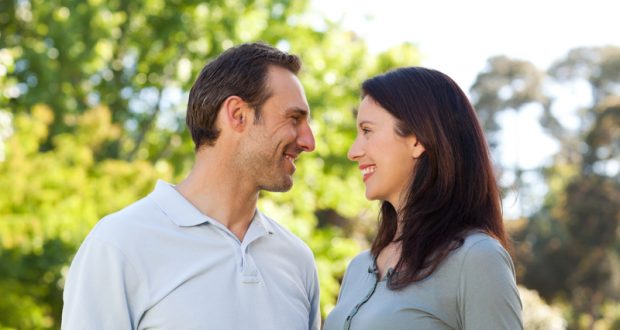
[323,67,523,330]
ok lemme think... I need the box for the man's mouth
[284,152,298,172]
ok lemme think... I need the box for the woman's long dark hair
[363,67,508,290]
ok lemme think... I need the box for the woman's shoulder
[460,231,505,251]
[456,231,514,273]
[347,249,374,270]
[338,250,374,290]
[453,232,522,329]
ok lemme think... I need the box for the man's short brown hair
[186,42,301,149]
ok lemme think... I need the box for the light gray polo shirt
[62,180,320,330]
[323,232,523,330]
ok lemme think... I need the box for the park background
[0,0,619,329]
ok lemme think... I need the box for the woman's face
[348,96,424,209]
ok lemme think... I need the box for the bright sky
[311,0,620,218]
[311,0,620,90]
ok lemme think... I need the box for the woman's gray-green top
[323,232,523,330]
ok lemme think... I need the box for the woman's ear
[410,137,426,159]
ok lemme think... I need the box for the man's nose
[297,122,316,152]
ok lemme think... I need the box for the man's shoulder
[258,212,314,255]
[89,194,164,242]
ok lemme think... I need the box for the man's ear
[222,95,252,132]
[409,136,426,159]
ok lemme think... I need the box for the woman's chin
[364,191,380,201]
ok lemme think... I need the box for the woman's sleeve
[457,238,524,330]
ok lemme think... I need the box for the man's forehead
[265,70,309,112]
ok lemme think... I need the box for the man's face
[238,66,315,192]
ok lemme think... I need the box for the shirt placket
[238,216,271,284]
[343,272,381,330]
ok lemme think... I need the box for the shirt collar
[149,180,211,227]
[149,180,275,236]
[253,211,275,236]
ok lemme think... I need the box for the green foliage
[469,55,548,149]
[1,0,421,327]
[0,105,171,327]
[519,286,566,330]
[4,0,616,327]
[472,46,620,329]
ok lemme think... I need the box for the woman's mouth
[360,165,376,182]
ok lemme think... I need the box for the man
[62,43,319,329]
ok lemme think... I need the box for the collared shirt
[323,232,523,330]
[62,180,320,330]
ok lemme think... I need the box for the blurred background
[0,0,618,329]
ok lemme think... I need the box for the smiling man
[62,43,320,330]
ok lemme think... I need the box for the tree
[0,0,421,327]
[519,285,567,330]
[0,105,169,328]
[471,46,620,329]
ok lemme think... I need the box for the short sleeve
[307,263,321,330]
[62,236,148,330]
[457,238,523,330]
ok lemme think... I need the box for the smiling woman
[347,96,422,207]
[324,67,523,330]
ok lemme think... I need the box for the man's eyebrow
[286,107,308,115]
[285,107,311,120]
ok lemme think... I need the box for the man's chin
[259,176,293,192]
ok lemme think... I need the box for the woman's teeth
[362,166,376,175]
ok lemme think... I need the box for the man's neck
[176,152,259,241]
